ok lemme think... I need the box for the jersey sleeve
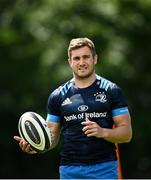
[109,84,130,117]
[46,89,62,123]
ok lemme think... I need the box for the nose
[79,58,85,66]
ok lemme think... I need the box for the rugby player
[14,37,132,179]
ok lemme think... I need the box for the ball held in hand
[18,111,52,153]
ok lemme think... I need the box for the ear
[68,58,71,66]
[94,54,98,65]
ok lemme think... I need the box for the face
[68,46,97,79]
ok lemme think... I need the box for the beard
[73,67,95,80]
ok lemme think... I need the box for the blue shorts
[59,160,118,179]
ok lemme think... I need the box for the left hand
[81,119,104,138]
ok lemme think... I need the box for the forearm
[47,121,61,150]
[102,125,132,144]
[49,132,60,149]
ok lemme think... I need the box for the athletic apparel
[59,160,118,179]
[47,74,129,165]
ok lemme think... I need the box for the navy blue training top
[46,74,129,165]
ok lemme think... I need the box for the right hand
[14,136,37,154]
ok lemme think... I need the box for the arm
[47,121,61,149]
[102,113,132,143]
[82,113,132,144]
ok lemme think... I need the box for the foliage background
[1,0,151,178]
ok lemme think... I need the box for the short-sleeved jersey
[47,74,129,165]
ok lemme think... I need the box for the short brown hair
[68,37,96,59]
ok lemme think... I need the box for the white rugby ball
[18,111,52,153]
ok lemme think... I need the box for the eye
[73,56,80,61]
[83,55,90,59]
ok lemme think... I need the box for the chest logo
[78,105,88,112]
[94,92,107,103]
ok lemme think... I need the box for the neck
[73,73,96,88]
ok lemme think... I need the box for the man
[14,37,132,179]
